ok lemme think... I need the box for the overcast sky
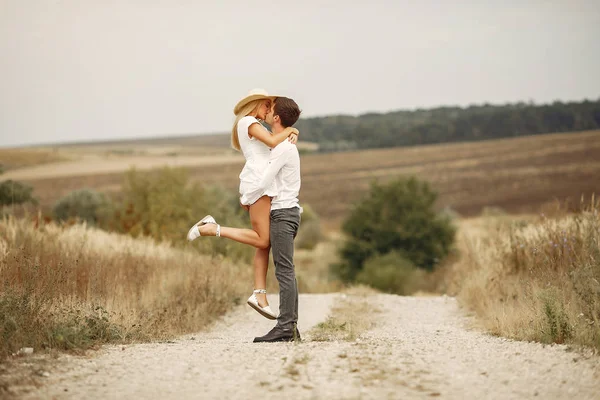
[1,0,599,147]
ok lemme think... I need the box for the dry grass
[310,286,379,341]
[0,148,68,170]
[446,198,600,350]
[294,234,345,294]
[260,235,343,301]
[0,217,251,359]
[8,130,600,229]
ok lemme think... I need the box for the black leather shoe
[253,326,301,343]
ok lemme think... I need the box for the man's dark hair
[274,97,302,127]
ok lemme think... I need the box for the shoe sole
[247,300,277,320]
[253,337,294,343]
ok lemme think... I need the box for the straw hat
[233,88,278,115]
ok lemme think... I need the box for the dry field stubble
[6,130,600,229]
[0,217,252,359]
[0,148,69,170]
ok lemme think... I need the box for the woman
[187,89,298,319]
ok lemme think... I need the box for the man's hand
[240,202,250,212]
[288,128,299,144]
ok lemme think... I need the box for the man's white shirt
[244,140,301,211]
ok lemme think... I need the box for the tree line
[294,98,600,151]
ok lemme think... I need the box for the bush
[112,167,252,260]
[333,176,456,282]
[355,252,424,295]
[296,204,323,250]
[0,179,36,207]
[53,189,112,225]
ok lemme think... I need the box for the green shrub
[112,167,252,260]
[0,179,37,207]
[296,204,323,250]
[53,189,112,225]
[355,252,424,295]
[334,176,455,282]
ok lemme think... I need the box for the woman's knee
[256,237,270,249]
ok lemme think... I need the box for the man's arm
[242,143,293,206]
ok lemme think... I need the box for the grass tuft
[310,286,378,342]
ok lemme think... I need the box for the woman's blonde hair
[231,99,265,151]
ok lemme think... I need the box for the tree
[333,176,456,282]
[294,98,600,153]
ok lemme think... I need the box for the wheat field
[4,130,597,228]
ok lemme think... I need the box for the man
[243,97,303,342]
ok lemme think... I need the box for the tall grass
[0,217,250,358]
[294,236,344,294]
[450,198,600,350]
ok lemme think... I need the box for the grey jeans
[270,207,301,330]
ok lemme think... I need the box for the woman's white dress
[237,116,278,205]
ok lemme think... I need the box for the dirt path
[21,294,600,399]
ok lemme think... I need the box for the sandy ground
[18,294,600,400]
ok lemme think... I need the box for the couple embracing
[187,89,303,343]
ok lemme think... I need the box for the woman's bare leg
[253,246,270,307]
[198,195,271,306]
[198,196,271,249]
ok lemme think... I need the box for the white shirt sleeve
[243,142,293,205]
[238,116,260,140]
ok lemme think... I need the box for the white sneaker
[247,289,277,320]
[186,215,219,241]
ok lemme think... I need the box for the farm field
[2,130,599,228]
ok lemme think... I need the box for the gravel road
[22,294,600,400]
